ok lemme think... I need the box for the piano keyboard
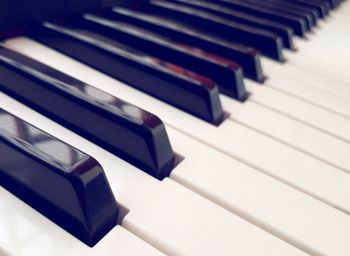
[0,0,349,255]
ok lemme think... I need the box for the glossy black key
[29,23,224,126]
[168,0,295,49]
[82,14,248,101]
[206,0,307,37]
[0,109,118,246]
[238,0,316,29]
[251,0,321,21]
[0,46,177,179]
[146,0,284,61]
[287,0,329,18]
[109,7,266,82]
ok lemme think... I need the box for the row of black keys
[0,0,341,248]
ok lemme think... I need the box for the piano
[0,0,349,255]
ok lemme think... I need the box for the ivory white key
[262,57,350,102]
[285,38,350,82]
[0,93,306,256]
[260,59,350,119]
[169,128,350,256]
[8,38,350,217]
[123,179,307,256]
[222,96,350,172]
[283,50,350,89]
[0,188,165,256]
[246,81,350,143]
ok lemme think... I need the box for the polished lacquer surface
[0,46,176,179]
[82,14,248,101]
[30,23,225,125]
[0,108,119,247]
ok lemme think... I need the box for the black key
[0,108,118,246]
[109,7,266,82]
[167,0,295,49]
[146,0,285,61]
[83,14,248,101]
[287,0,329,18]
[0,46,177,179]
[260,0,321,21]
[259,0,320,20]
[29,23,224,126]
[237,0,316,29]
[206,0,307,37]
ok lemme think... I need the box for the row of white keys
[245,80,350,143]
[259,58,350,120]
[263,55,350,102]
[279,14,350,83]
[169,128,350,256]
[222,95,350,173]
[5,38,350,255]
[246,62,350,120]
[0,92,304,256]
[257,5,350,119]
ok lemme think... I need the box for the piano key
[287,0,329,18]
[286,48,350,87]
[223,96,350,174]
[236,0,316,29]
[0,46,176,180]
[0,93,306,256]
[0,186,165,256]
[146,0,285,61]
[252,0,321,20]
[123,179,307,256]
[245,81,350,143]
[165,0,295,49]
[81,15,248,101]
[291,38,350,78]
[264,53,350,101]
[29,22,224,125]
[110,7,267,82]
[168,127,350,256]
[261,58,350,120]
[13,37,350,218]
[0,108,119,247]
[206,0,308,37]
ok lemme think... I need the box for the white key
[7,38,350,218]
[123,179,306,256]
[284,50,350,89]
[0,186,165,256]
[260,59,350,119]
[170,128,350,256]
[246,81,350,143]
[0,85,304,256]
[223,96,350,172]
[262,57,350,103]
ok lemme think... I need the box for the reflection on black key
[147,0,285,61]
[29,23,224,126]
[168,0,295,49]
[0,109,118,246]
[110,8,266,82]
[0,46,176,179]
[83,15,248,101]
[206,0,307,37]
